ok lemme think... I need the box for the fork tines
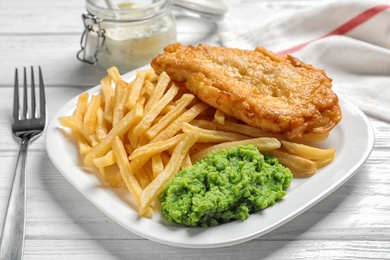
[13,66,46,122]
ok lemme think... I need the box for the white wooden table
[1,0,389,259]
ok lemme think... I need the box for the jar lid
[86,0,228,22]
[86,0,171,22]
[173,0,228,21]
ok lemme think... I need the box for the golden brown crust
[151,43,342,139]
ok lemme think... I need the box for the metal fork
[0,67,46,260]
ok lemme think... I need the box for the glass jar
[77,0,177,72]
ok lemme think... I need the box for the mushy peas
[159,145,293,227]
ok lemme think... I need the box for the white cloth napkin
[219,1,390,122]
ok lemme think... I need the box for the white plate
[46,68,374,248]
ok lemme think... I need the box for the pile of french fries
[58,67,336,217]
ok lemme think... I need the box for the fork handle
[0,138,29,260]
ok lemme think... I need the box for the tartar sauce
[79,0,177,72]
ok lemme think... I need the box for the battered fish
[151,43,342,139]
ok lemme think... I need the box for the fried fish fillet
[151,43,342,139]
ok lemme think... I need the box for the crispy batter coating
[151,43,342,139]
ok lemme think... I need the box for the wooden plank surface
[0,0,389,259]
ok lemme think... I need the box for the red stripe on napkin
[277,4,390,55]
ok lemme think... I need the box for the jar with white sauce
[77,0,228,72]
[77,0,177,72]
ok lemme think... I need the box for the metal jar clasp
[77,13,106,65]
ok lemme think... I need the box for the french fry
[75,133,92,154]
[151,102,208,142]
[126,70,147,110]
[181,153,192,170]
[135,167,151,189]
[84,104,143,166]
[136,95,147,107]
[145,69,158,82]
[59,116,91,154]
[133,84,179,136]
[191,137,281,162]
[129,156,150,173]
[105,172,124,188]
[145,93,195,139]
[139,130,198,216]
[129,133,185,160]
[159,102,176,115]
[83,95,101,135]
[190,119,217,130]
[112,81,130,127]
[112,136,144,211]
[189,143,213,156]
[93,150,116,168]
[143,160,154,182]
[58,116,94,149]
[182,122,249,143]
[107,66,123,83]
[95,106,107,141]
[58,116,84,134]
[160,151,171,166]
[268,149,317,178]
[217,119,329,143]
[280,140,336,160]
[314,155,335,169]
[89,133,100,147]
[127,126,141,150]
[74,92,89,121]
[100,75,114,123]
[213,109,225,125]
[143,80,155,98]
[98,165,118,181]
[144,71,171,113]
[216,120,278,138]
[151,154,164,178]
